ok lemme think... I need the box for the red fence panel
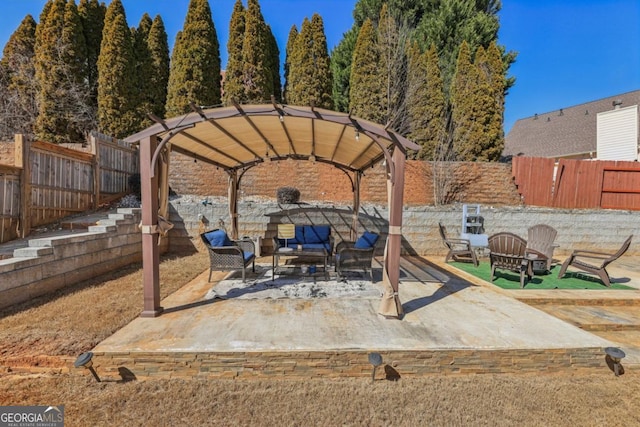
[512,157,640,211]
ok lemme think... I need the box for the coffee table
[272,247,330,281]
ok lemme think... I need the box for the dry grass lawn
[1,251,640,426]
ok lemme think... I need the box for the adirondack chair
[438,223,478,267]
[557,235,633,287]
[488,232,532,288]
[526,224,558,272]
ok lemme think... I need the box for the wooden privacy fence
[512,156,640,210]
[0,133,138,243]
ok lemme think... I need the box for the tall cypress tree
[97,0,137,138]
[147,15,170,118]
[133,13,153,129]
[283,24,297,104]
[35,0,88,143]
[266,24,281,102]
[287,14,332,108]
[483,40,506,160]
[349,19,384,123]
[0,15,37,139]
[223,0,245,105]
[309,14,332,108]
[165,0,221,116]
[78,0,105,114]
[242,0,272,103]
[423,44,448,161]
[450,40,482,161]
[60,0,90,139]
[330,26,358,113]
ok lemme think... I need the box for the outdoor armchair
[526,224,558,273]
[557,235,632,287]
[488,232,531,288]
[201,229,256,282]
[438,222,478,267]
[335,232,379,282]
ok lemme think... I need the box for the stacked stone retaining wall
[169,199,640,258]
[0,208,158,310]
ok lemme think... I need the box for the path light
[605,347,626,377]
[74,352,101,382]
[368,352,383,383]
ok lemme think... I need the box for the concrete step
[534,304,640,332]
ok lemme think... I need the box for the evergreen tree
[423,44,448,160]
[97,0,138,138]
[147,15,170,118]
[330,26,358,112]
[78,0,105,114]
[473,41,504,160]
[407,42,446,160]
[60,0,91,138]
[133,13,153,129]
[349,19,384,123]
[223,0,245,105]
[0,15,37,139]
[283,24,297,103]
[416,0,502,93]
[166,0,221,116]
[241,0,272,103]
[35,0,89,143]
[287,14,332,108]
[450,40,483,161]
[266,25,282,102]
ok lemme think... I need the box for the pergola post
[378,147,405,319]
[228,170,239,240]
[140,135,163,317]
[351,171,361,241]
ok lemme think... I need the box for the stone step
[534,305,640,332]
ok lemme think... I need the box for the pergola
[125,101,419,320]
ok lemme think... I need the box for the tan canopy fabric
[126,103,419,319]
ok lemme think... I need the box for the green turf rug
[450,261,634,290]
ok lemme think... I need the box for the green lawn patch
[450,261,634,290]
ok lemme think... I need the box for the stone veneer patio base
[91,348,607,380]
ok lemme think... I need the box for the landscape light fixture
[355,129,360,141]
[368,352,383,383]
[605,347,626,377]
[74,351,101,382]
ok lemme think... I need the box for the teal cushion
[204,229,232,247]
[354,232,379,249]
[304,225,330,244]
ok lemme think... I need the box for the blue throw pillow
[294,225,305,244]
[354,231,379,249]
[204,229,233,247]
[304,225,330,244]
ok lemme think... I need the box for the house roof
[504,90,640,158]
[125,103,419,174]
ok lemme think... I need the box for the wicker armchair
[200,230,255,282]
[335,232,379,282]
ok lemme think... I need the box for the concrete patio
[91,256,640,380]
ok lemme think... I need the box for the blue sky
[1,0,639,133]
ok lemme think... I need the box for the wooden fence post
[15,134,31,238]
[91,133,100,209]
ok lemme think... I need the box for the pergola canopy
[125,102,418,174]
[126,103,419,320]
